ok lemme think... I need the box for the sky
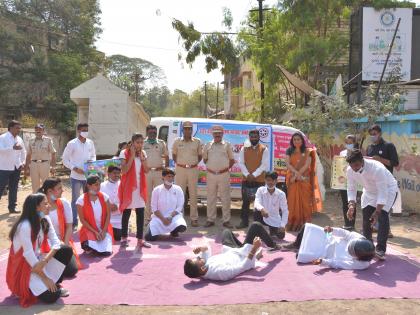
[96,0,420,93]
[96,0,278,93]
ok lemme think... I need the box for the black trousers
[0,168,21,212]
[122,208,144,239]
[253,211,285,238]
[37,245,73,304]
[292,224,307,249]
[145,224,187,241]
[62,254,78,278]
[113,227,122,241]
[362,206,390,252]
[340,190,356,228]
[221,222,276,248]
[240,181,264,226]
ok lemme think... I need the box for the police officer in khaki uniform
[24,124,56,192]
[172,121,202,227]
[143,125,169,222]
[202,125,235,228]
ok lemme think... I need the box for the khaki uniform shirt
[172,137,202,165]
[203,140,234,171]
[28,136,56,161]
[143,139,168,168]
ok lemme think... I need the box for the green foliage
[0,0,103,132]
[106,54,165,101]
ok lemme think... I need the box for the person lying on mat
[145,168,187,241]
[6,193,73,307]
[184,222,280,281]
[39,177,82,278]
[77,175,114,256]
[283,223,375,270]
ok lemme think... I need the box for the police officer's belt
[177,163,198,169]
[31,160,49,163]
[149,167,163,171]
[206,167,229,175]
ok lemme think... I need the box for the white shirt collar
[261,186,279,195]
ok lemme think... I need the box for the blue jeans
[0,168,21,212]
[71,178,86,226]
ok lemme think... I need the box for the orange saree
[286,148,322,231]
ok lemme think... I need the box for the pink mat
[1,233,419,306]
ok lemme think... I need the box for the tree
[106,54,165,102]
[0,0,103,132]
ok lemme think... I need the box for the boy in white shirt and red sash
[100,165,122,241]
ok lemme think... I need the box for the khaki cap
[212,125,224,133]
[183,121,193,128]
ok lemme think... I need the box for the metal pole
[216,82,219,118]
[204,81,208,117]
[375,18,401,103]
[258,0,265,122]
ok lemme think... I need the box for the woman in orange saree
[285,132,321,231]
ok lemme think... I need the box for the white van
[151,117,325,202]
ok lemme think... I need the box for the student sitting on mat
[145,168,187,241]
[39,178,82,278]
[100,165,122,241]
[184,222,280,281]
[6,193,73,307]
[77,175,114,256]
[254,171,289,240]
[282,223,375,270]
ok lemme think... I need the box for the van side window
[158,126,169,143]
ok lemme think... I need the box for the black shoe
[8,209,20,214]
[235,222,248,229]
[170,231,179,237]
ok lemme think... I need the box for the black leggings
[113,227,122,241]
[221,222,276,248]
[122,208,144,239]
[253,211,284,238]
[62,254,78,278]
[145,224,187,241]
[37,245,73,304]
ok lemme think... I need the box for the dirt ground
[1,179,419,314]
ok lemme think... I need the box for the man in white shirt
[254,171,288,239]
[145,168,187,241]
[346,150,398,260]
[237,129,270,229]
[184,222,279,281]
[0,120,26,213]
[62,123,96,228]
[100,165,122,241]
[283,223,375,270]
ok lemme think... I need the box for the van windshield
[158,126,169,142]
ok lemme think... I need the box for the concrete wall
[321,114,420,213]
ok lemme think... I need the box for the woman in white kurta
[6,193,73,307]
[145,168,187,241]
[77,175,113,256]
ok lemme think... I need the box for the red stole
[55,199,82,269]
[79,192,114,243]
[118,149,147,212]
[6,229,49,307]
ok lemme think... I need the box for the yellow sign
[331,156,363,191]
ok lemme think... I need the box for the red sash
[79,192,114,243]
[6,230,48,307]
[118,149,147,212]
[56,199,82,269]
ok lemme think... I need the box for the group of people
[0,119,397,307]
